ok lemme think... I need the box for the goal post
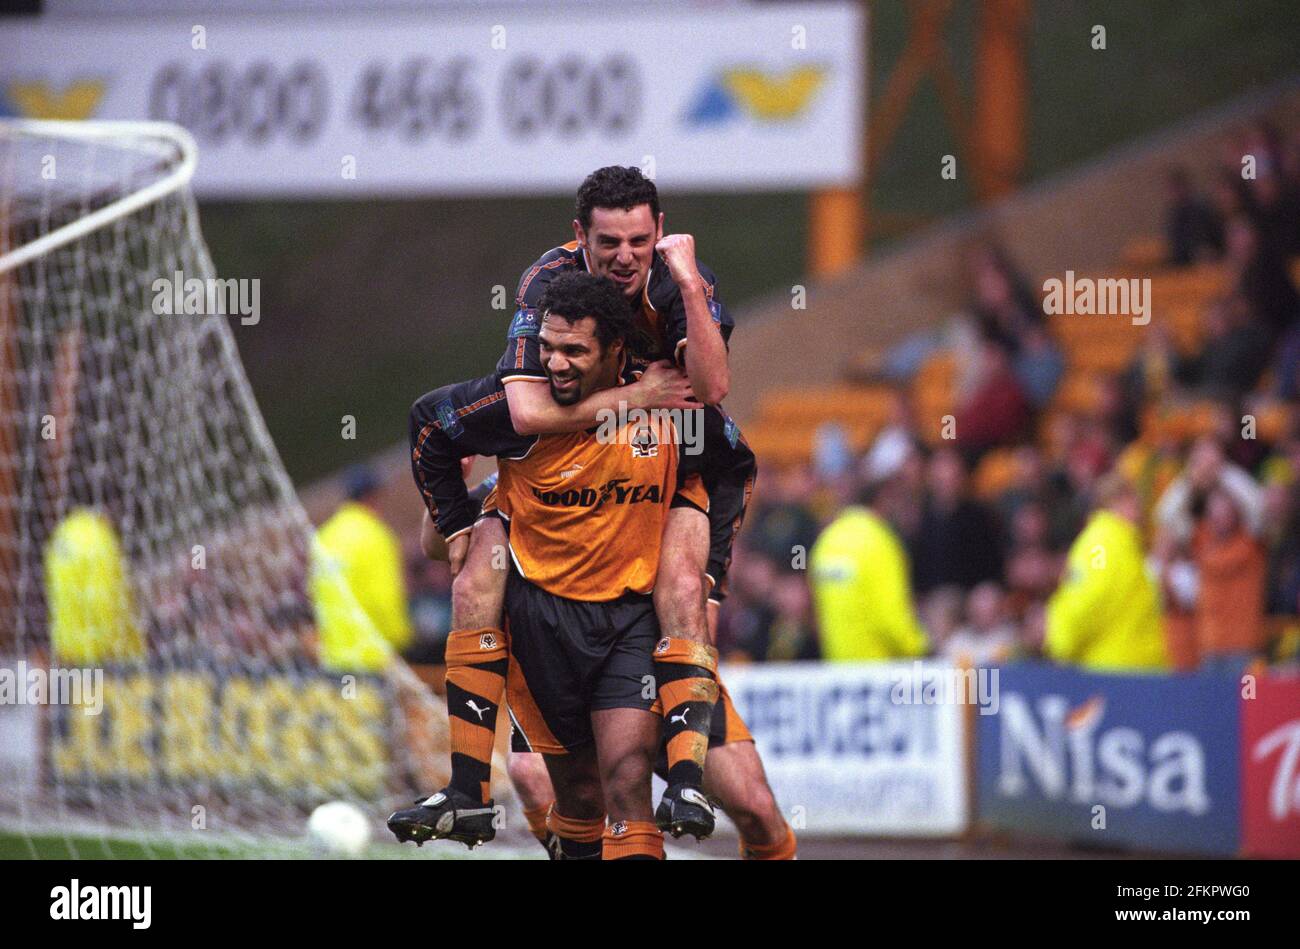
[0,120,492,857]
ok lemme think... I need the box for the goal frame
[0,120,198,275]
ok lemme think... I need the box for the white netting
[0,121,475,858]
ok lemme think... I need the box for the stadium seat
[1120,236,1168,271]
[972,448,1019,500]
[1052,373,1104,414]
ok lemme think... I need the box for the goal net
[0,121,486,858]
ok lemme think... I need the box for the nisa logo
[532,477,663,510]
[685,66,826,126]
[997,692,1209,814]
[2,80,106,120]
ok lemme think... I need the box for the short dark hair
[575,166,660,230]
[538,271,633,351]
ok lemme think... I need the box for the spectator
[862,424,925,542]
[1250,168,1300,256]
[745,463,823,569]
[1012,325,1065,409]
[809,471,928,662]
[910,448,1004,596]
[1226,214,1299,340]
[1263,438,1300,615]
[1164,166,1224,265]
[1003,500,1064,611]
[1016,600,1048,661]
[944,582,1017,666]
[716,541,776,660]
[1185,294,1272,400]
[1155,435,1272,671]
[1044,473,1168,672]
[1272,319,1300,401]
[956,331,1031,457]
[996,445,1076,550]
[919,585,965,651]
[1193,485,1268,672]
[1120,323,1186,413]
[968,242,1043,341]
[1212,166,1255,221]
[730,572,820,662]
[1155,436,1264,548]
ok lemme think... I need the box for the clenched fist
[655,233,702,290]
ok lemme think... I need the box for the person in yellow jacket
[810,480,929,662]
[44,508,145,665]
[1045,473,1169,672]
[311,467,413,673]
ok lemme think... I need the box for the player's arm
[504,360,695,436]
[409,380,522,559]
[410,400,478,546]
[656,234,730,405]
[498,306,695,435]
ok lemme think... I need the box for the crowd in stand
[401,120,1300,673]
[716,119,1300,671]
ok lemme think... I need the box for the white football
[307,801,372,858]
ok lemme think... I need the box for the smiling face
[538,313,623,406]
[574,204,663,301]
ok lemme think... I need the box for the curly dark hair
[538,271,634,351]
[575,165,660,229]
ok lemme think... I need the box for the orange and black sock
[523,801,553,844]
[603,820,665,860]
[653,637,719,790]
[443,627,507,804]
[547,810,605,860]
[740,823,797,860]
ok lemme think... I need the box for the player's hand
[655,233,702,290]
[447,532,471,578]
[634,359,698,411]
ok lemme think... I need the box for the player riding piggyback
[393,167,793,860]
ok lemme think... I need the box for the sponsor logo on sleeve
[508,308,540,339]
[436,399,464,439]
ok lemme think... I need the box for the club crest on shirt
[630,423,659,458]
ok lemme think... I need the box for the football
[307,801,372,858]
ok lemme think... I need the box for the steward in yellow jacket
[44,508,145,665]
[310,469,413,673]
[1046,474,1168,672]
[810,503,929,661]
